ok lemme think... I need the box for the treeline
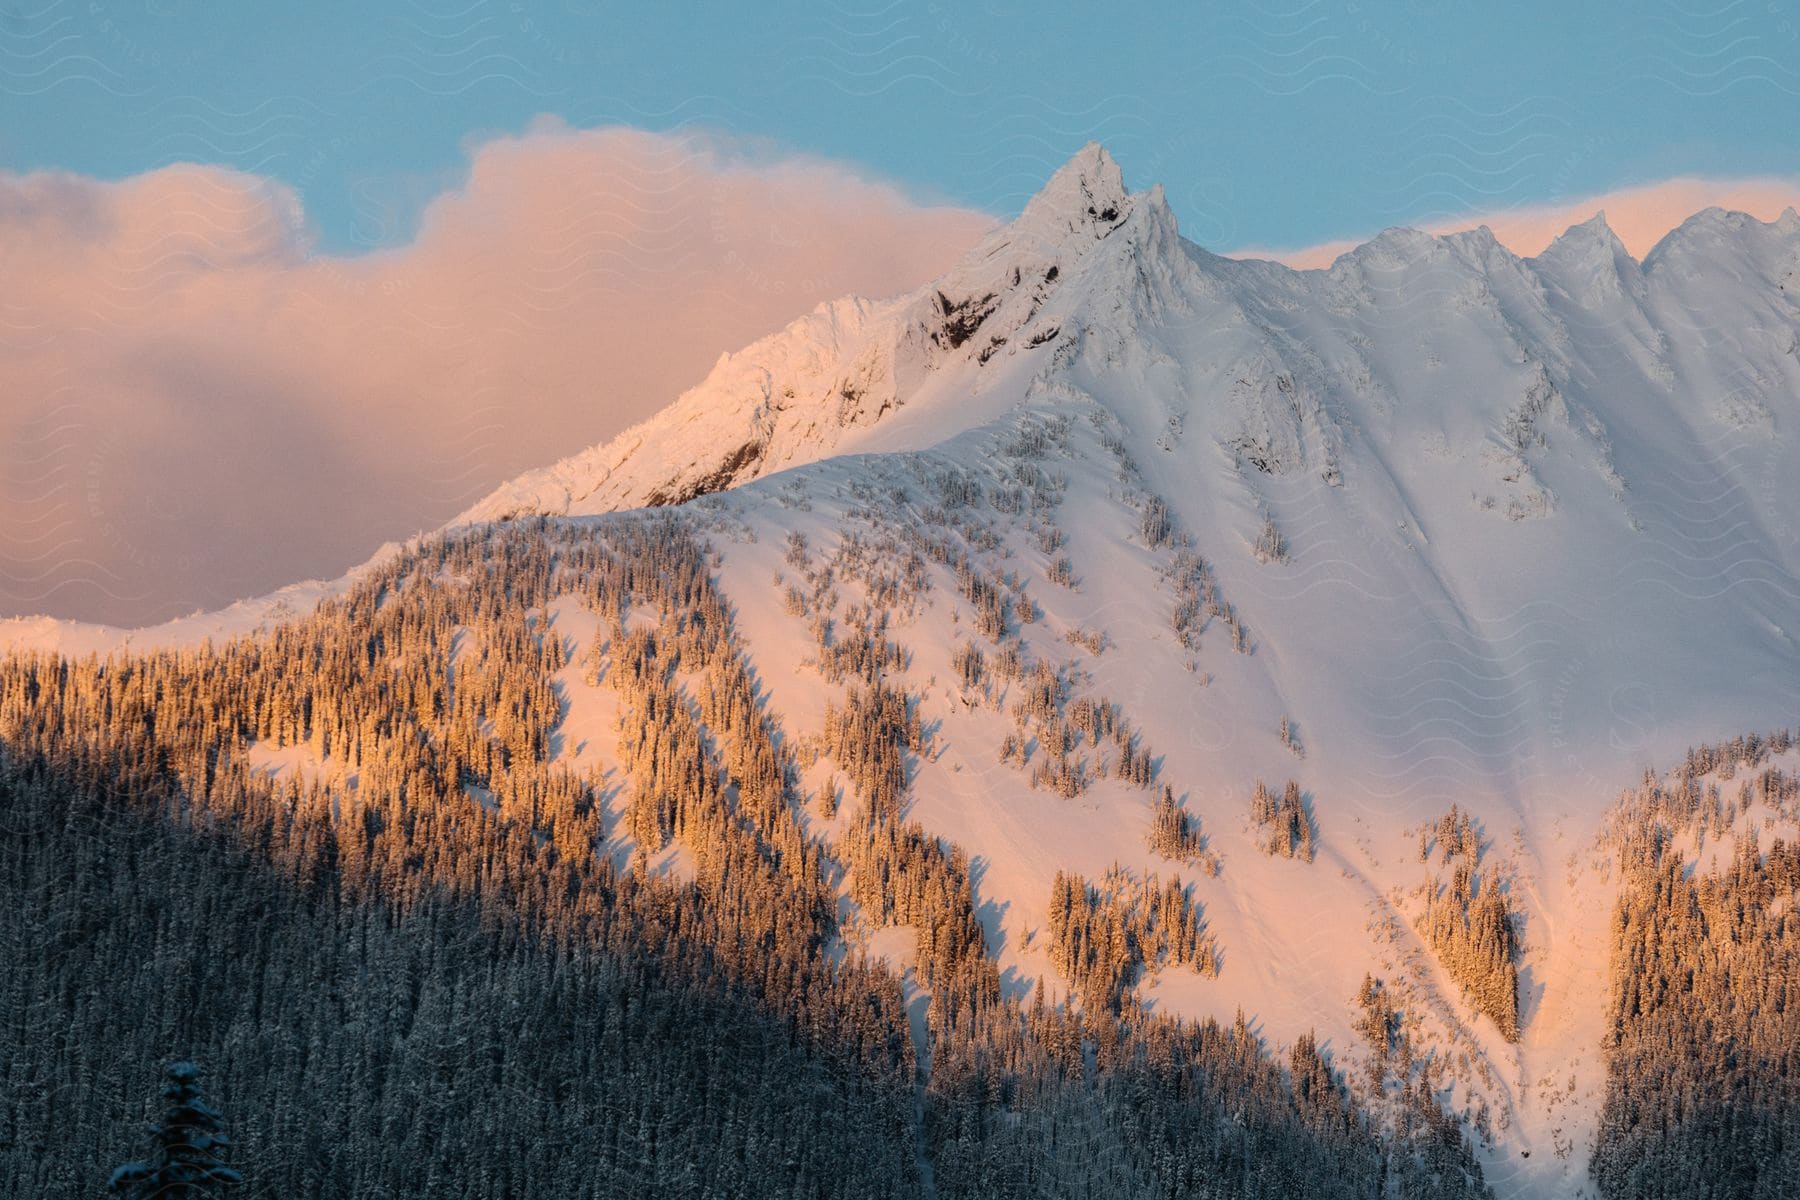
[812,604,908,685]
[1415,805,1519,1042]
[1148,784,1218,874]
[995,658,1158,799]
[1250,779,1315,860]
[1352,975,1495,1194]
[1168,546,1248,655]
[2,517,918,1197]
[0,511,1490,1198]
[783,468,1490,1197]
[807,572,1402,1199]
[1046,866,1219,1012]
[1592,746,1800,1200]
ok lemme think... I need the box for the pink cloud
[1231,177,1800,268]
[0,124,995,626]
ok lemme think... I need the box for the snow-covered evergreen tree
[108,1062,242,1198]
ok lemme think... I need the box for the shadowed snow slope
[13,144,1800,1198]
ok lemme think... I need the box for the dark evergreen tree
[108,1062,242,1198]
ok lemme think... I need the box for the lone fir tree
[108,1062,242,1198]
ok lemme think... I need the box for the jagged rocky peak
[1015,141,1135,243]
[456,146,1176,526]
[905,143,1159,365]
[1539,211,1628,261]
[918,144,1198,356]
[1533,211,1641,302]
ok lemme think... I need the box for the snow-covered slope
[11,144,1800,1196]
[454,145,1800,1196]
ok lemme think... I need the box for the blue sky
[8,0,1799,253]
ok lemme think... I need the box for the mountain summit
[461,139,1800,545]
[456,143,1187,525]
[1013,140,1134,242]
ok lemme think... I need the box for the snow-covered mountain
[449,143,1800,1196]
[12,144,1800,1196]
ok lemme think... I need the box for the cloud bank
[0,123,995,626]
[1234,177,1800,268]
